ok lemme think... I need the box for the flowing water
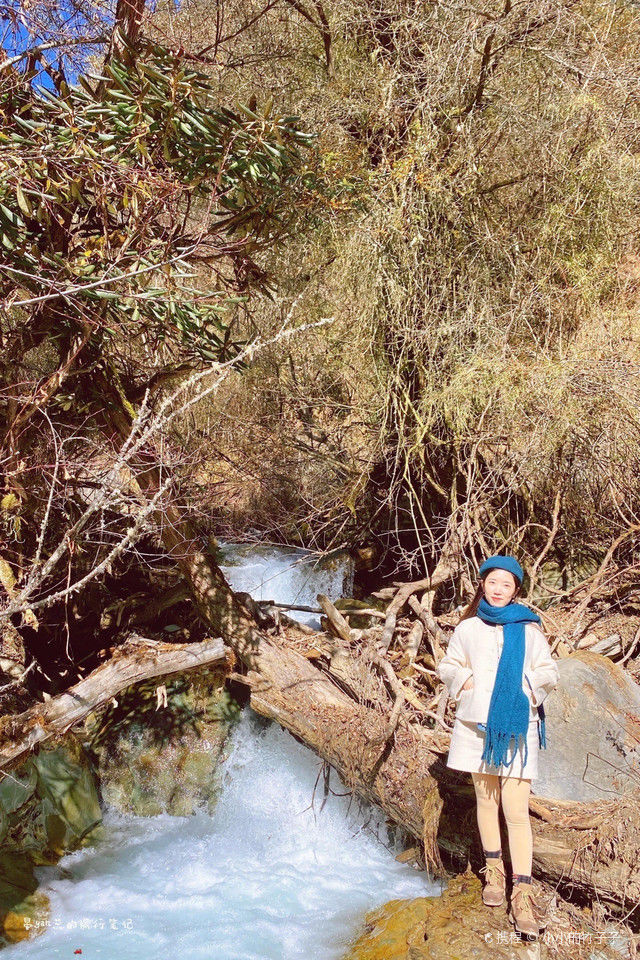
[218,541,355,626]
[5,545,440,959]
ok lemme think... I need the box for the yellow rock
[342,873,542,960]
[3,891,50,944]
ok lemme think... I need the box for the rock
[576,633,623,658]
[1,741,103,942]
[342,873,541,960]
[87,666,238,818]
[0,741,103,861]
[335,597,385,629]
[341,873,625,960]
[2,892,49,946]
[533,651,640,802]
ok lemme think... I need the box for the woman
[437,555,559,938]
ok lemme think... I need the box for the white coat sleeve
[437,624,473,702]
[526,625,559,707]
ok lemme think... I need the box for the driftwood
[318,593,353,643]
[379,578,433,653]
[407,595,446,662]
[377,569,457,655]
[404,619,424,657]
[0,634,226,772]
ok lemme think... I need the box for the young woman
[437,555,559,938]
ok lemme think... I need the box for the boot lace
[512,883,537,920]
[479,860,505,887]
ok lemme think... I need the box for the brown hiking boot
[509,881,540,938]
[478,858,506,906]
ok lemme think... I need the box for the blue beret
[478,555,524,585]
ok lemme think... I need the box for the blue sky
[1,0,161,90]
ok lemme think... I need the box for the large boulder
[533,651,640,802]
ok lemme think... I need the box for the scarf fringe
[479,717,547,767]
[480,727,529,770]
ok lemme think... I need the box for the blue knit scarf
[476,598,546,769]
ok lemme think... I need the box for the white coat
[437,614,559,724]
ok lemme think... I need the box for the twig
[619,625,640,667]
[317,593,352,643]
[407,595,446,662]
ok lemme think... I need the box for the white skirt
[447,716,540,779]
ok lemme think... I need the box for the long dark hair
[459,575,522,622]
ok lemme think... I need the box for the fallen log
[0,634,227,772]
[241,636,640,914]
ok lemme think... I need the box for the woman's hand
[462,676,474,692]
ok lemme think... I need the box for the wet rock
[2,893,49,946]
[533,651,640,802]
[0,853,50,946]
[0,740,103,860]
[87,666,239,818]
[335,598,385,629]
[0,741,103,944]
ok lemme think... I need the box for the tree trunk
[0,635,226,769]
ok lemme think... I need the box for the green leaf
[0,202,23,229]
[16,185,32,216]
[89,289,121,300]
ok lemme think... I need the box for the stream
[4,544,440,959]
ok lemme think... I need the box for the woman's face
[482,569,519,607]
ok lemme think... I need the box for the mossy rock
[86,668,239,818]
[32,747,103,844]
[0,742,103,942]
[2,890,49,946]
[335,597,384,629]
[127,784,164,818]
[343,873,628,960]
[178,750,215,783]
[0,853,49,947]
[167,788,196,818]
[1,742,103,860]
